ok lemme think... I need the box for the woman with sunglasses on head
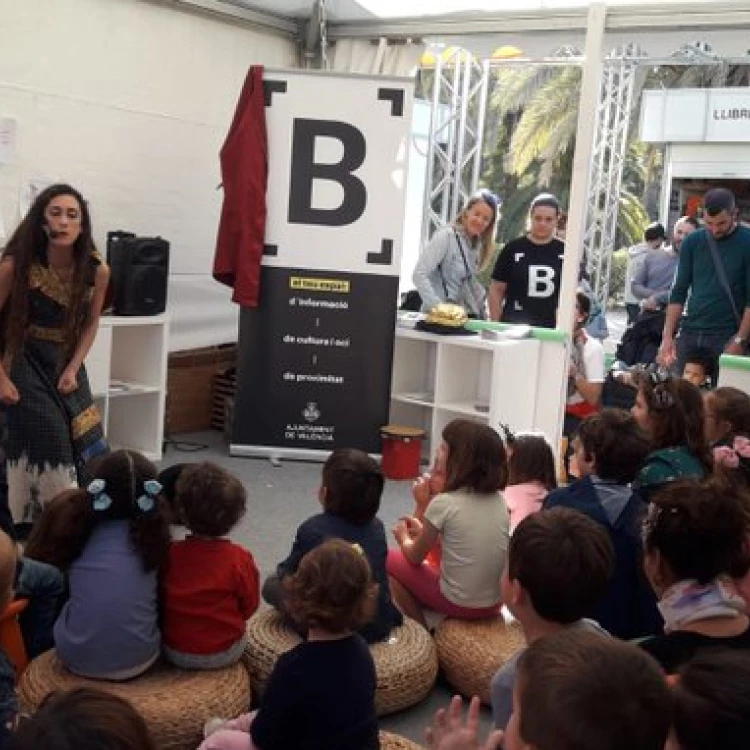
[412,190,500,320]
[489,193,565,328]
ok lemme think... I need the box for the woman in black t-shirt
[489,193,565,328]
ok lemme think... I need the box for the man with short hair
[632,216,699,313]
[624,223,666,324]
[659,188,750,377]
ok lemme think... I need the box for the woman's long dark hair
[25,450,170,572]
[636,374,713,474]
[1,183,98,360]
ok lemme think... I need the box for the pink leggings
[198,712,258,750]
[387,549,501,619]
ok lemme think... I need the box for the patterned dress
[3,254,109,523]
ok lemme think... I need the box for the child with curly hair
[201,539,379,750]
[639,478,750,674]
[162,462,259,669]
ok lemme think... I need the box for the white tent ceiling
[160,0,750,58]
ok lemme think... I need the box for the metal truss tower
[581,47,639,307]
[421,49,491,244]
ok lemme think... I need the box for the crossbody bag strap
[705,231,741,326]
[453,229,484,316]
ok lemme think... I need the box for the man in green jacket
[658,188,750,380]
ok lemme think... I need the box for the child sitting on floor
[428,630,671,750]
[201,540,380,750]
[682,348,714,390]
[9,687,157,749]
[24,450,170,680]
[639,478,750,674]
[388,419,509,626]
[504,629,670,750]
[631,372,712,501]
[704,386,750,447]
[669,650,750,750]
[162,462,259,669]
[500,427,556,532]
[544,409,661,639]
[263,448,402,643]
[490,507,614,729]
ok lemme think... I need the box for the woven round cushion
[380,730,423,749]
[434,616,526,705]
[18,651,251,750]
[243,609,438,715]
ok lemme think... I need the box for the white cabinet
[86,315,169,461]
[389,328,541,459]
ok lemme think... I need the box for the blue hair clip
[88,478,113,512]
[135,479,162,513]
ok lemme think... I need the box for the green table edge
[719,354,750,372]
[465,320,568,343]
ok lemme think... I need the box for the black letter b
[288,119,366,226]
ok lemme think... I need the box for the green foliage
[609,248,630,305]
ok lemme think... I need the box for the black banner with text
[234,266,398,453]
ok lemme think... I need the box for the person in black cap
[659,187,750,381]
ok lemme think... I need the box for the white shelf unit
[85,315,169,462]
[390,329,541,459]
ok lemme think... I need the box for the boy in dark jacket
[544,408,661,639]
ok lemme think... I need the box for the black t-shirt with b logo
[491,236,565,328]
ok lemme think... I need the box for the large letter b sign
[288,119,367,227]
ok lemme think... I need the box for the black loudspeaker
[107,233,170,316]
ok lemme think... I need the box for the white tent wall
[0,0,297,352]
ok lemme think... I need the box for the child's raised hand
[425,695,504,750]
[393,516,422,546]
[413,474,433,512]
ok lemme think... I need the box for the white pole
[557,2,607,334]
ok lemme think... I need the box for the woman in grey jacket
[412,191,499,319]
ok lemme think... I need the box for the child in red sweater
[162,462,259,669]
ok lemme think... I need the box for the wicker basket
[434,616,526,705]
[243,609,438,716]
[380,730,423,749]
[18,651,251,750]
[211,368,236,432]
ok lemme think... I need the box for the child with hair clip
[9,687,157,750]
[668,650,750,750]
[162,462,259,669]
[388,419,509,626]
[263,448,402,643]
[25,450,170,680]
[500,425,556,532]
[631,372,712,501]
[639,478,750,673]
[704,386,750,447]
[201,539,380,750]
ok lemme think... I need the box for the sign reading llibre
[231,69,413,459]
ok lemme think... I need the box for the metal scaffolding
[421,49,491,245]
[420,44,640,312]
[582,47,639,307]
